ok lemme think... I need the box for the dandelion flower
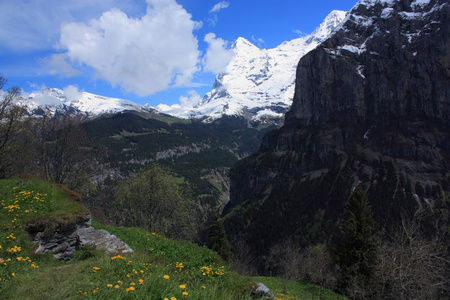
[182,291,188,296]
[114,285,120,289]
[163,275,170,279]
[179,284,186,289]
[126,287,135,292]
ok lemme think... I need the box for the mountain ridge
[159,10,347,126]
[18,10,347,126]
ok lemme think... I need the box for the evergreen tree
[209,216,232,261]
[332,186,380,298]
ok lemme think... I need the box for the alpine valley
[18,9,347,228]
[1,0,450,298]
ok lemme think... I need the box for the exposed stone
[77,227,133,254]
[31,215,133,260]
[251,282,274,299]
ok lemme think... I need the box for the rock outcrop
[32,215,133,260]
[224,0,450,270]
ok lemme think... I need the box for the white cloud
[202,33,234,73]
[0,0,144,54]
[54,0,201,97]
[40,53,79,77]
[208,1,230,26]
[294,29,307,37]
[179,90,201,109]
[63,85,83,101]
[251,36,265,48]
[210,1,230,13]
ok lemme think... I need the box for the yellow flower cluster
[200,265,225,277]
[3,204,20,212]
[110,254,126,260]
[0,186,45,281]
[6,233,16,241]
[175,261,184,273]
[6,246,21,253]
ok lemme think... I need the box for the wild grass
[0,178,344,299]
[253,276,347,300]
[0,178,252,299]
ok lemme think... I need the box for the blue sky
[0,0,357,107]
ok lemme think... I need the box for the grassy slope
[0,178,344,300]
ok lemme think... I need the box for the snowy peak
[231,37,259,50]
[308,10,347,42]
[159,10,347,125]
[24,87,154,117]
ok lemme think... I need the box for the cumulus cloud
[179,90,201,109]
[54,0,200,96]
[202,33,234,74]
[63,85,83,101]
[210,1,230,13]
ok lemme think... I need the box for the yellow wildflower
[163,274,169,279]
[179,284,186,289]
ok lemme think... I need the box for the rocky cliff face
[225,0,450,266]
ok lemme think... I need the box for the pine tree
[332,186,380,297]
[208,216,232,261]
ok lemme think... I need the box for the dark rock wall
[225,0,450,267]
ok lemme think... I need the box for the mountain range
[21,10,347,126]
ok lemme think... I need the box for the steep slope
[157,10,347,126]
[225,0,450,267]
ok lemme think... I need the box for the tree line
[228,186,449,299]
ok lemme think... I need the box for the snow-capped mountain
[23,87,154,116]
[22,10,346,123]
[158,10,347,125]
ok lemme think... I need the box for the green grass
[0,178,253,299]
[253,277,347,300]
[0,178,344,299]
